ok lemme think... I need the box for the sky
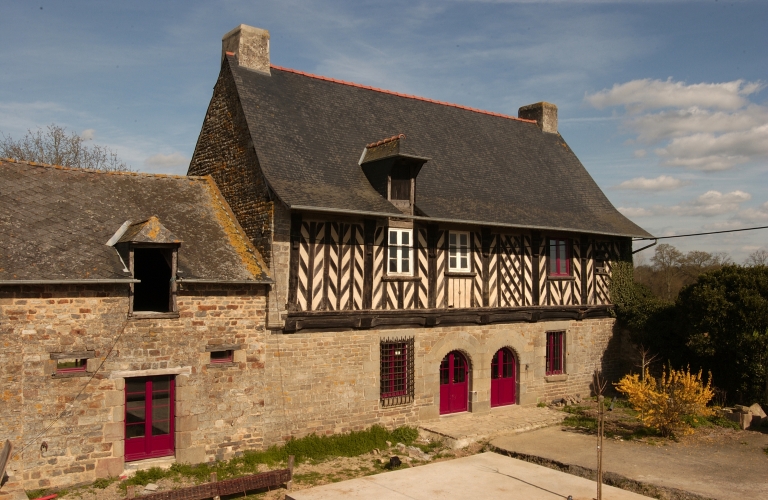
[1,0,767,263]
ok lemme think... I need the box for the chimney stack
[518,102,558,134]
[222,24,270,75]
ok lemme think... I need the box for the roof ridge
[366,134,405,149]
[0,157,205,180]
[269,65,538,125]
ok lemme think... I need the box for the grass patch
[708,415,741,430]
[119,424,418,491]
[562,414,598,430]
[413,439,444,454]
[92,476,119,489]
[293,471,324,485]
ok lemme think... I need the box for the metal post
[597,394,604,500]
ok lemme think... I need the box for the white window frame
[448,231,471,272]
[387,228,413,276]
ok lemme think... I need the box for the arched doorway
[490,348,516,407]
[440,351,468,414]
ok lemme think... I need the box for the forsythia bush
[616,366,714,437]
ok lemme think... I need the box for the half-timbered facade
[187,23,652,438]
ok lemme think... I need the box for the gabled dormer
[359,134,429,216]
[107,216,182,318]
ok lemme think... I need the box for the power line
[634,225,768,241]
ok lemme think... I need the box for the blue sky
[1,0,767,262]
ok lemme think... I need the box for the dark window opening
[546,331,565,375]
[134,248,172,312]
[380,337,415,407]
[390,164,412,201]
[56,358,86,374]
[210,350,234,364]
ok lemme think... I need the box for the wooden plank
[287,213,302,310]
[531,232,540,306]
[362,219,375,309]
[481,227,491,307]
[581,235,588,306]
[0,440,12,485]
[427,224,438,309]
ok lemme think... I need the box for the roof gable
[117,216,181,245]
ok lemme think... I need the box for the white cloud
[633,149,646,158]
[585,78,762,112]
[734,201,768,223]
[144,152,189,169]
[81,129,95,141]
[616,175,685,191]
[622,190,752,219]
[585,78,768,171]
[670,190,752,217]
[617,207,652,217]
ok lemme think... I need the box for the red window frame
[548,238,571,277]
[210,350,233,364]
[56,358,87,374]
[546,331,565,375]
[381,341,408,398]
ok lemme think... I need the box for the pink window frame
[548,238,571,277]
[546,331,564,375]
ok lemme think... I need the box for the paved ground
[492,426,768,500]
[419,405,565,448]
[286,451,653,500]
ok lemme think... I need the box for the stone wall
[260,318,619,442]
[188,58,274,266]
[2,280,623,491]
[0,283,267,490]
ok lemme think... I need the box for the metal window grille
[380,337,415,407]
[546,331,565,375]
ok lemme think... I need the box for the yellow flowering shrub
[615,366,714,437]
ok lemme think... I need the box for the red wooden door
[125,376,175,461]
[490,348,516,407]
[440,351,468,414]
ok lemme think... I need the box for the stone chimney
[518,102,558,134]
[222,24,270,75]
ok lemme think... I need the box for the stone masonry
[0,283,267,490]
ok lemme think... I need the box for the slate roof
[226,56,651,238]
[0,159,271,283]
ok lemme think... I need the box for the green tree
[0,124,131,172]
[677,265,768,405]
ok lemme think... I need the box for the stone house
[188,25,650,447]
[0,23,650,491]
[0,160,271,490]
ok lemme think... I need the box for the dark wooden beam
[481,227,491,307]
[427,224,438,309]
[287,213,302,310]
[531,232,541,306]
[362,219,376,309]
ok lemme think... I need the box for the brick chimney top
[518,102,558,134]
[222,24,270,75]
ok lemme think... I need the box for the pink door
[490,348,516,407]
[125,376,175,461]
[440,351,468,414]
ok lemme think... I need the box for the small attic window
[110,217,181,319]
[390,165,412,201]
[133,248,174,314]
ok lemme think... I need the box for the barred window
[380,337,415,407]
[546,331,565,375]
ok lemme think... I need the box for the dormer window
[107,216,181,319]
[133,247,174,313]
[359,134,429,216]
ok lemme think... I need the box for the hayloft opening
[133,248,172,312]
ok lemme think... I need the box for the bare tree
[0,124,131,172]
[745,249,768,267]
[651,244,683,301]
